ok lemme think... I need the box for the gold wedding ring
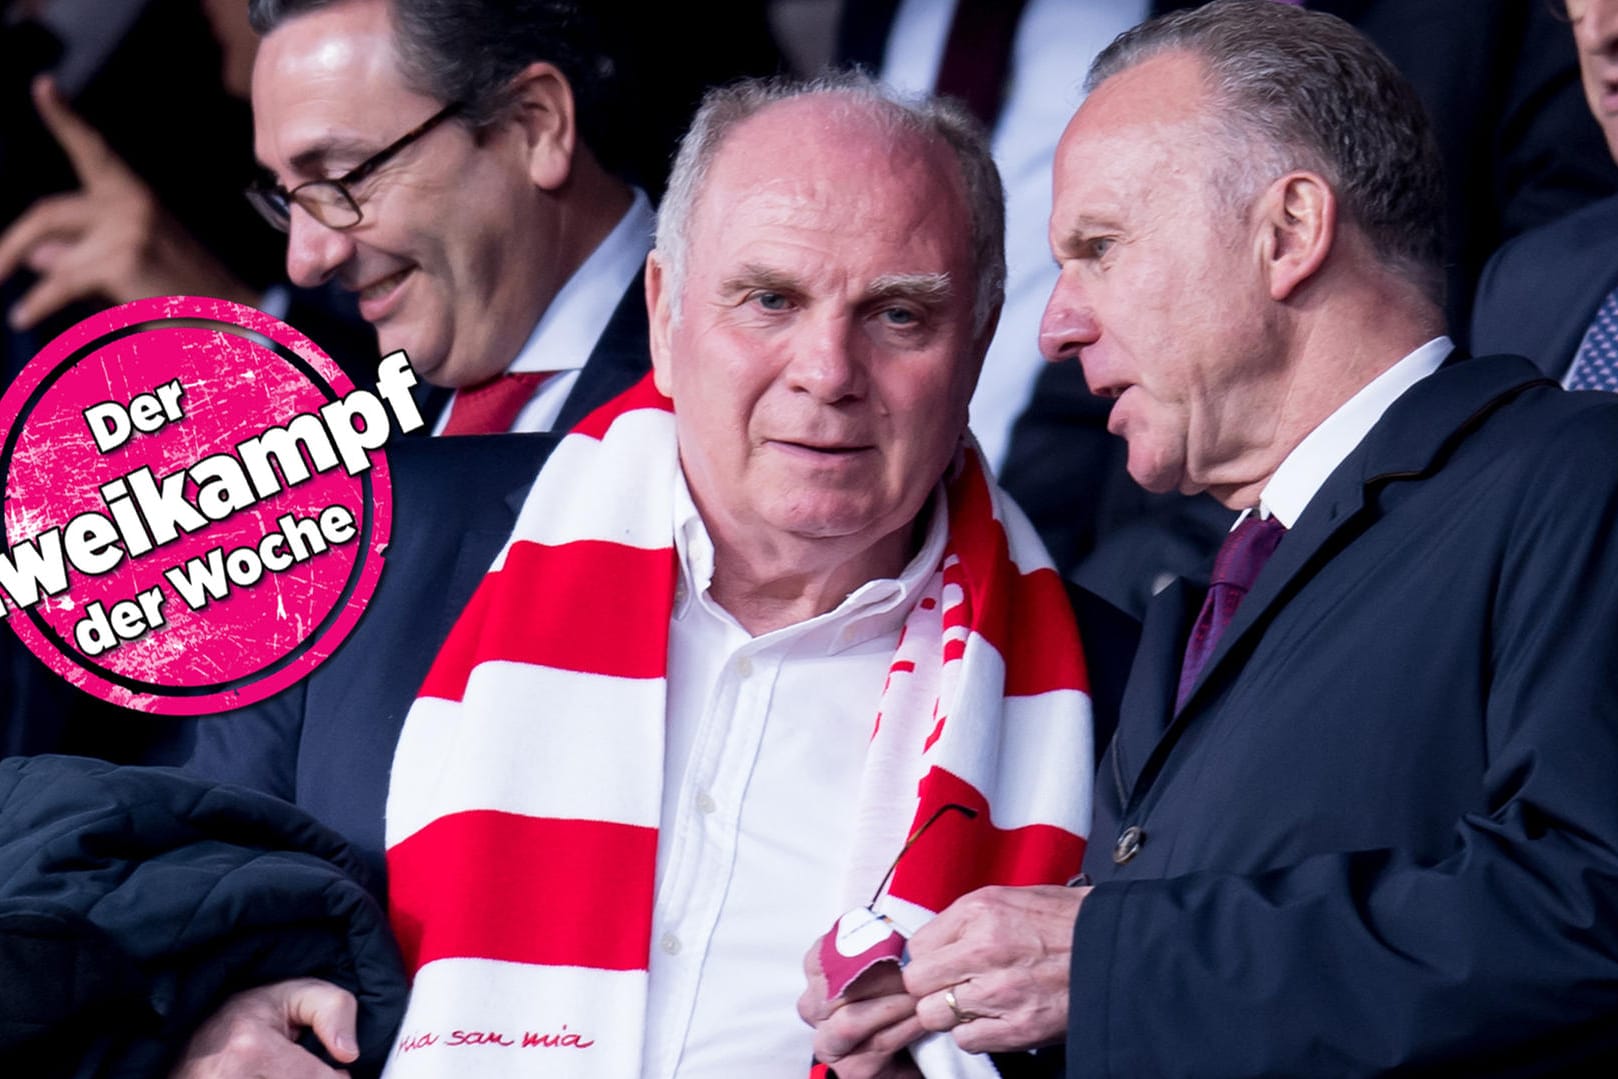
[943,986,980,1024]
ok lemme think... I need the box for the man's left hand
[901,884,1089,1054]
[798,940,925,1078]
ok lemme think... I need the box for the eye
[752,290,791,312]
[1086,236,1114,258]
[879,306,920,327]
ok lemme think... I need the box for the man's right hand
[0,76,256,331]
[170,977,360,1078]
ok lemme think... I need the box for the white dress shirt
[880,0,1149,468]
[1253,336,1453,527]
[642,471,949,1079]
[432,188,654,434]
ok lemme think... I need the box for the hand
[902,884,1089,1054]
[0,76,256,330]
[170,977,359,1078]
[798,938,925,1079]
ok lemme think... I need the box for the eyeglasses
[246,101,465,232]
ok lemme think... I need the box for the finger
[913,984,991,1033]
[32,75,125,186]
[23,237,73,273]
[817,1013,928,1069]
[817,993,918,1060]
[7,260,101,330]
[840,959,907,1003]
[285,979,360,1064]
[0,194,92,282]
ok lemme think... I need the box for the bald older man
[173,74,1096,1079]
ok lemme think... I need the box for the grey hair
[248,0,612,140]
[654,71,1007,333]
[1089,0,1446,307]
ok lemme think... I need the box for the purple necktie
[1176,514,1287,711]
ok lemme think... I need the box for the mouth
[768,439,875,459]
[354,267,413,321]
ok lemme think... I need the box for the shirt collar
[507,188,654,375]
[1258,336,1452,527]
[671,467,951,653]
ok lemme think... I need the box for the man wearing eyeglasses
[245,0,651,437]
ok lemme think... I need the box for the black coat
[0,755,406,1078]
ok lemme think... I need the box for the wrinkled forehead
[690,97,975,269]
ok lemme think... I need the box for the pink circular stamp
[0,296,406,715]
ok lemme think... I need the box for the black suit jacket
[180,275,650,874]
[1472,193,1618,381]
[183,432,559,885]
[1068,356,1618,1075]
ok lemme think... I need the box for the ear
[504,61,577,191]
[1257,171,1334,302]
[646,250,676,397]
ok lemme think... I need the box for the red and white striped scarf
[382,376,1093,1078]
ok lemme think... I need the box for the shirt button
[661,932,681,955]
[734,656,753,678]
[695,790,716,814]
[1113,826,1146,865]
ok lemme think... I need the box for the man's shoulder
[1472,198,1618,375]
[1374,354,1618,503]
[1487,193,1618,272]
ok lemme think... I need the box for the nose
[1575,0,1618,54]
[1038,269,1100,363]
[786,313,866,403]
[283,205,355,289]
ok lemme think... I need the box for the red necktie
[1176,514,1287,711]
[440,371,553,436]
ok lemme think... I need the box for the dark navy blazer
[1472,193,1618,382]
[1070,357,1618,1074]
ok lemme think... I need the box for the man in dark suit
[1001,0,1618,618]
[246,0,652,436]
[1473,0,1618,384]
[822,4,1618,1073]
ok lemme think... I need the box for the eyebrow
[864,272,952,307]
[715,266,954,309]
[283,136,378,177]
[718,263,803,297]
[1053,211,1124,253]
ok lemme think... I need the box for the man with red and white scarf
[375,75,1097,1079]
[169,74,1103,1079]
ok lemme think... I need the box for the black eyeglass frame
[246,100,466,232]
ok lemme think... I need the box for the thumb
[286,979,360,1063]
[32,75,127,188]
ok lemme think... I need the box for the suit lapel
[1542,235,1618,381]
[1108,578,1196,807]
[550,268,651,434]
[1115,356,1555,810]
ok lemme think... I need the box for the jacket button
[1113,826,1146,864]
